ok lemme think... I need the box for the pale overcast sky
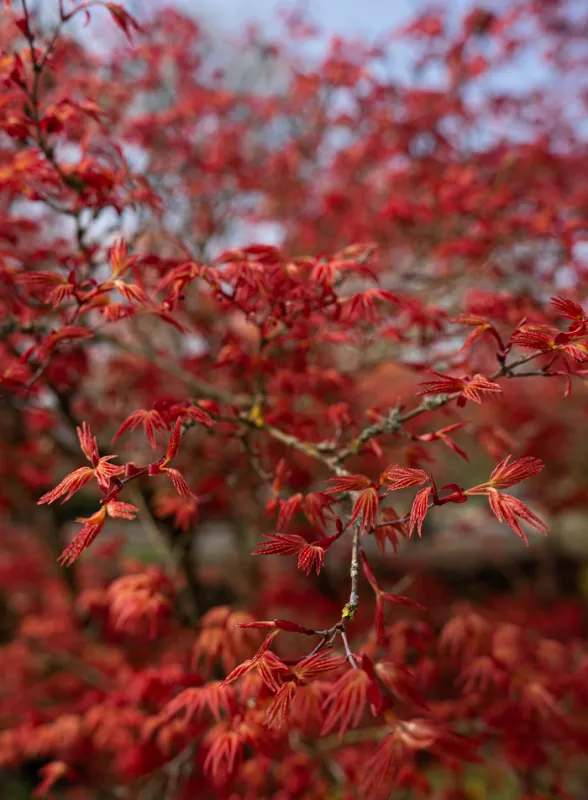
[174,0,470,37]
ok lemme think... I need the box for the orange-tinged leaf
[164,682,236,723]
[486,488,549,545]
[265,680,297,730]
[321,668,371,736]
[293,651,345,683]
[296,542,327,575]
[34,761,72,798]
[222,631,285,692]
[415,422,469,461]
[252,533,306,558]
[457,655,508,694]
[36,325,93,362]
[375,661,429,708]
[112,408,170,448]
[324,474,372,494]
[58,507,107,566]
[409,486,433,538]
[417,372,501,403]
[551,296,585,321]
[165,467,195,499]
[38,466,94,505]
[203,724,242,784]
[276,493,303,530]
[252,533,331,575]
[374,506,408,554]
[351,487,379,535]
[182,404,215,428]
[381,466,430,491]
[105,3,143,42]
[165,418,183,463]
[488,455,544,489]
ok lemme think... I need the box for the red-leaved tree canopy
[1,0,588,798]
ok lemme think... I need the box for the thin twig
[342,523,361,621]
[339,626,358,669]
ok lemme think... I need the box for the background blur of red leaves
[1,0,588,798]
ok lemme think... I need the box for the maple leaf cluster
[0,1,588,799]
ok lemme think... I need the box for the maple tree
[1,0,588,797]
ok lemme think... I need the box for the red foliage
[0,1,588,798]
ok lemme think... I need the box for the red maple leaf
[322,658,382,736]
[265,652,344,730]
[551,296,586,323]
[373,506,409,554]
[486,488,549,545]
[408,486,434,538]
[351,487,380,535]
[222,631,285,692]
[38,422,123,504]
[452,313,503,352]
[360,550,424,644]
[112,408,170,448]
[276,493,303,530]
[58,500,138,566]
[15,270,75,306]
[34,761,73,798]
[324,474,372,494]
[35,325,93,363]
[486,454,544,489]
[381,466,430,491]
[147,419,195,498]
[417,371,502,404]
[510,325,588,361]
[414,422,469,461]
[164,682,237,724]
[105,4,143,42]
[252,528,342,576]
